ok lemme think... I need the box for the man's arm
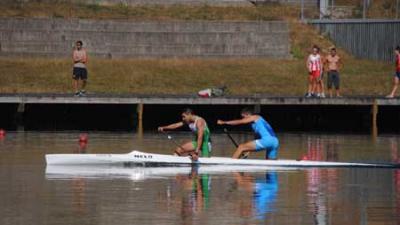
[306,56,312,73]
[81,49,88,64]
[158,122,184,132]
[195,120,205,154]
[217,115,257,126]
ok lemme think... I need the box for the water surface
[0,132,399,225]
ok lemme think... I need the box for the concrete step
[0,42,288,58]
[0,30,288,45]
[0,18,288,33]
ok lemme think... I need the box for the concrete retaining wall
[251,0,318,5]
[9,0,318,6]
[0,18,290,58]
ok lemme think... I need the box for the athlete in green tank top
[158,108,212,158]
[190,117,212,157]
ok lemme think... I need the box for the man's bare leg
[232,141,257,159]
[174,141,195,156]
[387,77,399,98]
[73,79,79,94]
[81,79,87,91]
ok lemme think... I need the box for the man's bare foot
[190,153,199,161]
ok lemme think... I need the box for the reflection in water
[176,167,211,224]
[390,138,400,225]
[75,142,87,153]
[234,171,278,220]
[48,165,280,223]
[71,178,87,215]
[306,136,339,225]
[253,172,278,220]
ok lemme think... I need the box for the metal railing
[309,19,400,61]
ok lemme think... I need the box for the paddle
[161,131,198,160]
[223,128,239,147]
[223,128,249,159]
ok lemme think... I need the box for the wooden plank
[0,94,399,106]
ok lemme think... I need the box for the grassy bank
[0,2,307,21]
[1,0,396,21]
[0,57,393,96]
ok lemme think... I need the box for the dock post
[137,103,144,137]
[371,100,378,138]
[15,103,25,131]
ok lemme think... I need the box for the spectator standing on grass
[386,46,400,98]
[72,40,88,97]
[305,45,323,98]
[324,47,342,98]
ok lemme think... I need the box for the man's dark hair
[331,47,336,51]
[182,108,194,115]
[76,40,83,46]
[240,107,254,115]
[396,46,400,51]
[312,45,320,52]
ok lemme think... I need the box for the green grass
[0,57,394,96]
[0,2,304,21]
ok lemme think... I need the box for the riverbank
[0,57,393,96]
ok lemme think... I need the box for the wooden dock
[0,93,399,105]
[0,94,399,133]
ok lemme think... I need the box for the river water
[0,132,399,225]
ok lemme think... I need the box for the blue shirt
[251,116,277,139]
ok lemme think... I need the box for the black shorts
[327,71,340,89]
[72,67,88,80]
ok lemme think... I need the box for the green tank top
[189,117,212,157]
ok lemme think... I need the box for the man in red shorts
[305,45,323,98]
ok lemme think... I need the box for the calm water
[0,132,399,225]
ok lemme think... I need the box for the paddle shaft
[161,131,198,160]
[164,133,185,151]
[223,128,249,159]
[223,128,239,147]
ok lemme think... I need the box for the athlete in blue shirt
[217,108,279,159]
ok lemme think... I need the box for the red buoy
[0,129,5,137]
[301,155,308,161]
[79,133,88,143]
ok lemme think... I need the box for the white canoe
[45,150,399,168]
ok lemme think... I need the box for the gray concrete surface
[0,18,290,58]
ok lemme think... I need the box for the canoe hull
[45,150,398,168]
